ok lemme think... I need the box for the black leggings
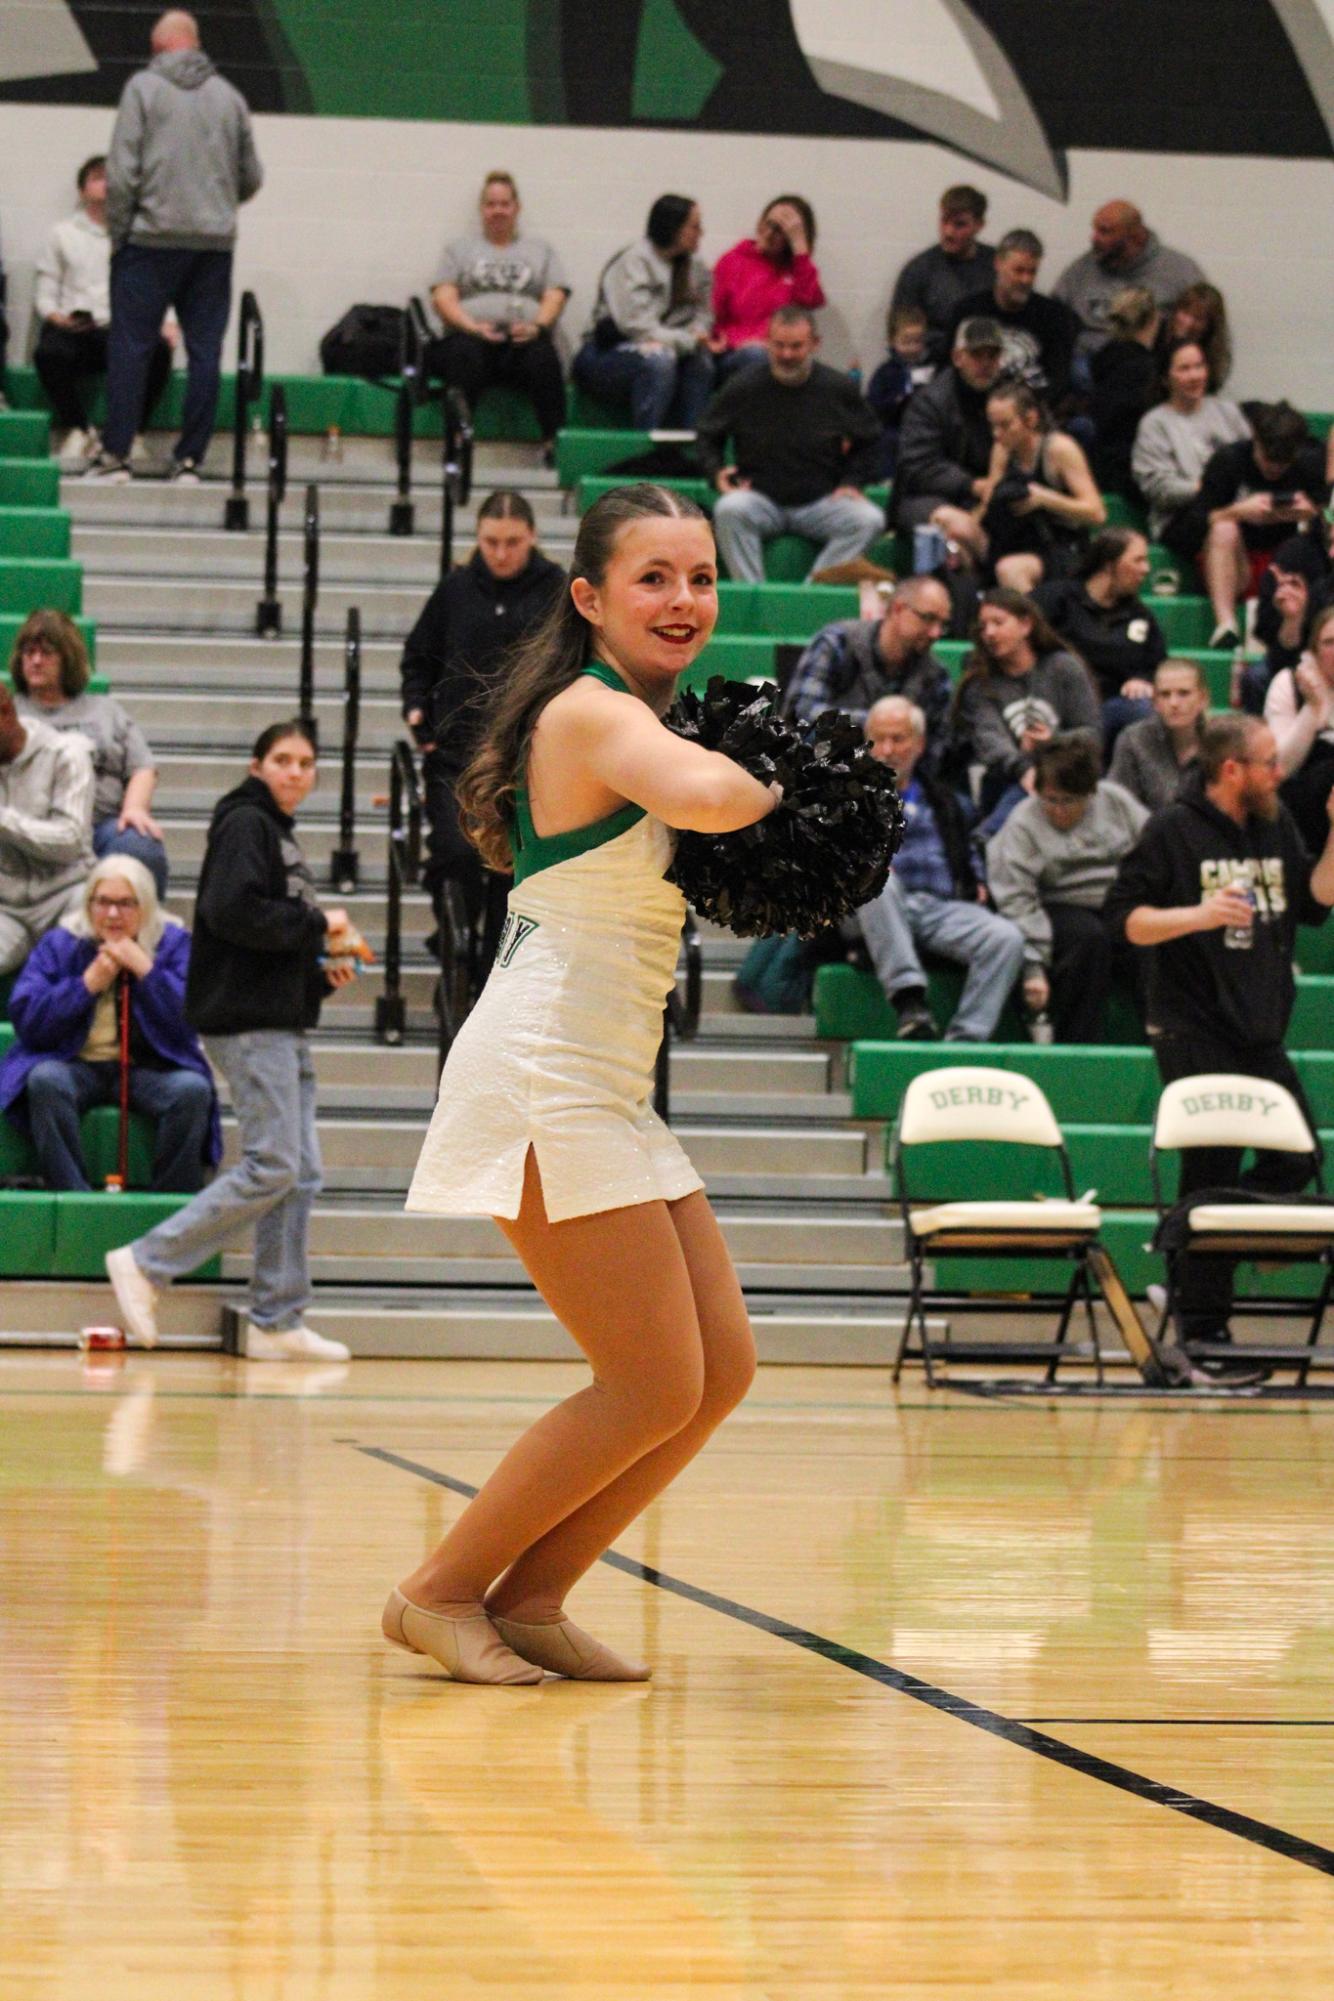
[428,329,566,439]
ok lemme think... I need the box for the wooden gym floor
[3,1349,1333,1997]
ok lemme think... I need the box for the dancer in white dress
[384,484,779,1684]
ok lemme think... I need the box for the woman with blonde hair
[0,853,218,1192]
[1089,284,1160,495]
[388,483,779,1685]
[10,607,167,892]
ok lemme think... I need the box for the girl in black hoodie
[105,721,363,1361]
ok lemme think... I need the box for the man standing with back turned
[88,10,262,484]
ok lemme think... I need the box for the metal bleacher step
[219,1287,929,1364]
[98,632,405,685]
[65,476,570,537]
[85,574,431,637]
[74,523,575,585]
[217,1114,875,1191]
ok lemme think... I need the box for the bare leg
[1202,518,1246,633]
[397,1149,709,1613]
[995,552,1044,594]
[486,1185,756,1622]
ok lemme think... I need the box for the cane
[105,970,131,1193]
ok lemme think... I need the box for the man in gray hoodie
[1053,202,1204,358]
[90,10,262,483]
[0,687,95,974]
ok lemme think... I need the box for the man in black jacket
[893,317,1004,567]
[696,306,883,582]
[946,229,1079,402]
[855,696,1024,1039]
[1105,712,1334,1360]
[399,494,564,941]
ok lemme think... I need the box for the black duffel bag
[319,303,405,380]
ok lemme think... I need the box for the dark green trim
[509,660,643,883]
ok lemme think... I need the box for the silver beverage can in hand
[1223,884,1255,949]
[912,524,948,574]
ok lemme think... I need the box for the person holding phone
[429,171,570,459]
[33,153,174,467]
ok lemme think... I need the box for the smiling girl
[389,484,780,1685]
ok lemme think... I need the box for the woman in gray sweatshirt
[573,193,715,429]
[952,588,1102,814]
[1130,339,1249,547]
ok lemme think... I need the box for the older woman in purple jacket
[0,855,219,1191]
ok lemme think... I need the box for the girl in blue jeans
[105,721,361,1360]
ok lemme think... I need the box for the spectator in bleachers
[34,154,174,470]
[782,575,954,762]
[1053,202,1204,358]
[1035,528,1166,745]
[1267,603,1334,853]
[1189,402,1328,651]
[987,732,1147,1041]
[399,491,564,957]
[856,696,1024,1041]
[572,194,714,430]
[866,304,934,478]
[947,230,1079,401]
[978,381,1105,593]
[893,317,1005,567]
[104,720,360,1362]
[1106,711,1334,1370]
[710,196,824,381]
[889,184,995,368]
[1088,285,1160,497]
[951,589,1101,816]
[696,306,882,583]
[0,855,218,1193]
[1109,657,1209,811]
[1248,530,1334,712]
[1157,281,1233,389]
[9,609,167,894]
[429,171,570,460]
[1131,339,1250,619]
[0,683,94,976]
[88,10,262,484]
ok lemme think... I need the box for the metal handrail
[225,291,264,530]
[390,296,432,536]
[439,387,474,576]
[255,383,287,637]
[331,607,361,892]
[297,482,319,740]
[375,740,423,1046]
[654,910,702,1121]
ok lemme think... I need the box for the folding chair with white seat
[1150,1073,1334,1383]
[889,1066,1104,1385]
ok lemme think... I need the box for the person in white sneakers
[33,154,175,468]
[105,720,360,1360]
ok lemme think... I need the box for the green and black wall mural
[5,1,1332,197]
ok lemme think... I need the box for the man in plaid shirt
[782,575,954,771]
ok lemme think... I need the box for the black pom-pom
[664,678,905,938]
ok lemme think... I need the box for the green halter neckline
[509,662,646,884]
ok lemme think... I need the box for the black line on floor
[1018,1718,1334,1727]
[354,1443,1334,1881]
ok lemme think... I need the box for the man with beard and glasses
[696,305,883,583]
[1105,712,1334,1372]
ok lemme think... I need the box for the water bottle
[1224,884,1255,950]
[322,425,343,463]
[912,523,948,574]
[1229,644,1246,710]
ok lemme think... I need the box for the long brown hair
[8,607,91,699]
[456,483,708,871]
[951,587,1094,724]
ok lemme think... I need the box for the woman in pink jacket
[710,195,825,380]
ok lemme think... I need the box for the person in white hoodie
[33,155,174,467]
[0,685,95,975]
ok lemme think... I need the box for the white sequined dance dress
[405,663,703,1224]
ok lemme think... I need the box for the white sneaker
[245,1321,351,1362]
[105,1246,161,1347]
[1146,1284,1168,1318]
[59,427,92,468]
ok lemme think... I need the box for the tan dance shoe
[381,1588,544,1685]
[490,1614,651,1682]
